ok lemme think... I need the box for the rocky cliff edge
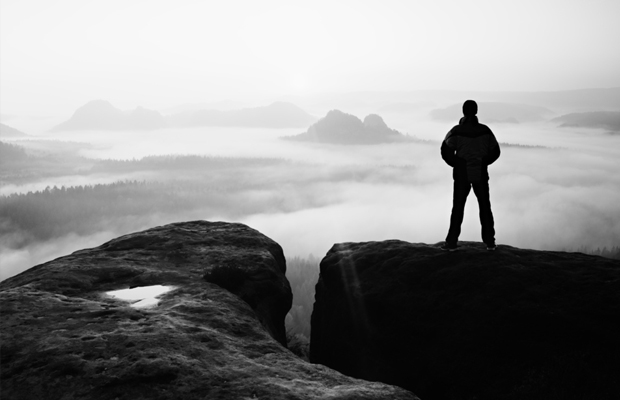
[0,221,417,400]
[311,240,620,400]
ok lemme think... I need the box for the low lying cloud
[1,118,619,281]
[0,230,117,281]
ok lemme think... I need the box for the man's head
[463,100,477,117]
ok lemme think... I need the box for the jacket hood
[459,116,479,125]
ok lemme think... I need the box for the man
[441,100,500,251]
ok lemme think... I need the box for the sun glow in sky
[1,0,619,115]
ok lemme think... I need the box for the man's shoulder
[478,123,493,132]
[448,124,467,135]
[444,126,460,140]
[450,124,488,138]
[478,123,498,141]
[447,121,495,141]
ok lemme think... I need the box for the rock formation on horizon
[51,100,167,131]
[284,110,406,144]
[311,240,620,400]
[166,101,317,129]
[430,102,553,124]
[0,221,417,400]
[551,111,620,132]
[0,122,29,137]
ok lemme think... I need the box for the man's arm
[441,131,461,167]
[483,131,500,165]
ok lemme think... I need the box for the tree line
[0,181,259,248]
[90,155,286,172]
[0,141,28,163]
[567,245,620,260]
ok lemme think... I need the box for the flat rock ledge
[311,241,620,400]
[0,221,417,400]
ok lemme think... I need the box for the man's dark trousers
[446,179,495,246]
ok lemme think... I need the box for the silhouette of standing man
[441,100,500,251]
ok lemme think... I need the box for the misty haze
[2,1,620,398]
[3,90,620,277]
[3,89,620,340]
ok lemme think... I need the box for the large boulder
[0,221,417,400]
[311,240,620,400]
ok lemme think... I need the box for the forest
[1,181,228,247]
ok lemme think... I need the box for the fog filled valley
[2,90,620,341]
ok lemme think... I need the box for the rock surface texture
[311,241,620,400]
[0,221,417,400]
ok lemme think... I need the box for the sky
[2,0,620,115]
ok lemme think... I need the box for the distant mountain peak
[283,110,404,144]
[551,111,620,132]
[267,101,301,109]
[0,123,29,137]
[82,99,116,108]
[51,100,166,131]
[363,114,389,129]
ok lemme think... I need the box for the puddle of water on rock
[106,285,175,308]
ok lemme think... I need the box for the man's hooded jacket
[441,116,500,182]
